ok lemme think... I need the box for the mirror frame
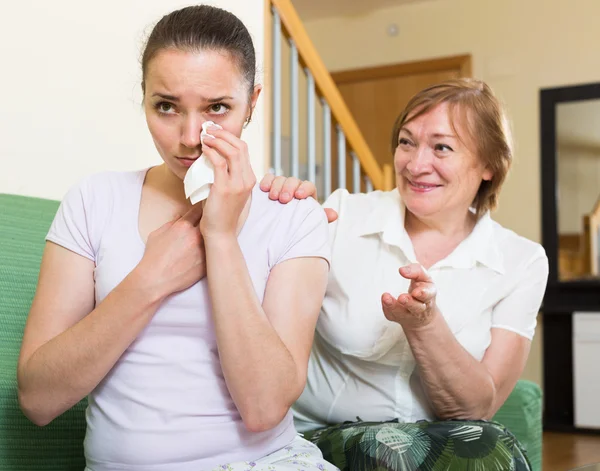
[540,81,600,312]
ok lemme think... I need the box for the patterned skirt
[302,419,532,471]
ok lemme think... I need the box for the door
[331,55,471,189]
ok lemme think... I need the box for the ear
[248,84,262,118]
[482,167,493,181]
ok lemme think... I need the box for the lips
[406,179,442,192]
[177,156,200,168]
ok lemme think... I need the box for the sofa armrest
[492,379,543,471]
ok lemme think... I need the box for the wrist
[201,232,238,248]
[402,306,441,336]
[124,265,169,306]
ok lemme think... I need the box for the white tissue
[183,121,223,204]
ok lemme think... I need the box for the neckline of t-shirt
[132,166,260,249]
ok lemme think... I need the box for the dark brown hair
[391,78,513,217]
[141,5,256,95]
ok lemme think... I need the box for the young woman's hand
[199,127,256,240]
[137,204,206,299]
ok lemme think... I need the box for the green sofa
[0,193,543,471]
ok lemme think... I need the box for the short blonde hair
[390,78,513,218]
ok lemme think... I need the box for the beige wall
[302,0,600,387]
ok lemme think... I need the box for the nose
[405,145,433,175]
[180,115,204,149]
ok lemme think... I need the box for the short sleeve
[46,178,96,262]
[322,188,348,246]
[270,198,331,268]
[491,246,549,339]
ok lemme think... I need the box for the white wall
[0,0,266,200]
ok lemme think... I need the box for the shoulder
[324,188,393,214]
[323,189,399,240]
[250,184,326,226]
[324,188,398,225]
[65,169,146,200]
[490,218,548,276]
[249,186,330,268]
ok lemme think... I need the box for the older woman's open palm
[382,263,439,330]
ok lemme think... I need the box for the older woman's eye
[435,143,453,152]
[398,138,413,147]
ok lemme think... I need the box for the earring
[243,116,251,128]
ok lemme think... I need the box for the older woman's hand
[259,174,338,223]
[382,263,439,330]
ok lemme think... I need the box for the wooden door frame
[331,54,472,84]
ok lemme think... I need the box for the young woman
[17,6,335,471]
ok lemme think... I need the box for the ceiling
[291,0,419,21]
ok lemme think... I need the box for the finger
[153,216,178,236]
[280,177,303,203]
[259,173,276,192]
[324,208,338,223]
[201,147,229,185]
[401,295,428,315]
[205,127,242,149]
[269,176,287,200]
[410,284,437,303]
[399,263,432,282]
[381,292,408,322]
[202,136,240,175]
[204,127,250,177]
[295,180,317,199]
[180,203,204,227]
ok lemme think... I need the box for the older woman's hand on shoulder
[259,174,338,223]
[382,263,439,331]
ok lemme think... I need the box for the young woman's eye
[210,103,230,115]
[155,102,176,115]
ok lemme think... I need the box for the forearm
[18,269,163,425]
[204,236,300,431]
[404,311,496,420]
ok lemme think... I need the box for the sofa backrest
[0,193,86,470]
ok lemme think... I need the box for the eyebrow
[151,93,234,103]
[400,127,457,139]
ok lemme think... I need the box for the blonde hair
[390,78,513,218]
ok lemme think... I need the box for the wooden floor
[544,432,600,470]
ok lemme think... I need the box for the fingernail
[281,192,290,200]
[404,267,411,274]
[414,290,421,298]
[383,296,393,307]
[296,190,305,197]
[400,297,408,305]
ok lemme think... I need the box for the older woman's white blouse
[292,188,548,431]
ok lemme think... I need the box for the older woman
[260,78,548,432]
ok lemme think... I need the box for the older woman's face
[143,48,260,181]
[393,103,493,221]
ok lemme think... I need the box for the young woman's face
[394,103,493,221]
[143,48,260,180]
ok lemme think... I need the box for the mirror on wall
[556,99,600,281]
[541,82,600,287]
